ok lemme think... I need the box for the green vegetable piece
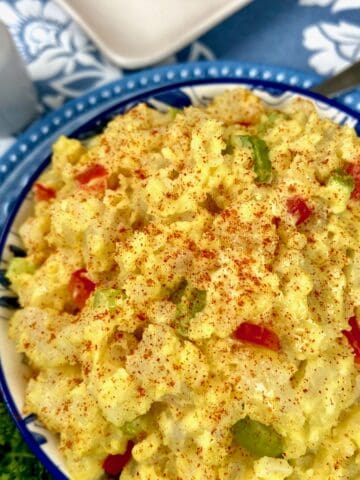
[232,134,253,149]
[173,284,207,337]
[267,111,280,123]
[251,137,272,183]
[224,133,253,155]
[222,142,233,155]
[328,169,355,192]
[175,303,190,337]
[122,418,144,438]
[223,134,248,155]
[93,288,123,310]
[169,278,188,304]
[6,258,36,281]
[188,288,207,317]
[257,111,281,135]
[232,135,272,183]
[168,107,181,119]
[231,416,284,458]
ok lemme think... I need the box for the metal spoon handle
[311,61,360,97]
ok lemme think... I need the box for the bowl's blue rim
[0,61,359,480]
[1,61,359,206]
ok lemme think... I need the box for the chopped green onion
[93,288,124,310]
[231,135,272,183]
[231,416,284,458]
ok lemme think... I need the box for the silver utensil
[0,22,38,138]
[311,61,360,97]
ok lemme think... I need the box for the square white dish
[55,0,252,69]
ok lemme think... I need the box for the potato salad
[6,89,360,480]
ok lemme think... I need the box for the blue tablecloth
[0,0,359,155]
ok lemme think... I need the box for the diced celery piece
[93,288,123,310]
[267,111,280,123]
[231,135,272,183]
[174,285,207,337]
[6,258,36,281]
[175,303,190,337]
[258,111,285,135]
[325,169,355,214]
[249,137,272,183]
[168,107,181,119]
[231,416,284,458]
[232,134,253,149]
[169,278,188,304]
[122,417,144,437]
[222,141,234,155]
[328,169,355,192]
[188,288,207,317]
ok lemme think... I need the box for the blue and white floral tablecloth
[0,0,359,156]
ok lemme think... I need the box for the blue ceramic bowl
[0,61,359,479]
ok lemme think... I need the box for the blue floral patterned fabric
[0,0,359,155]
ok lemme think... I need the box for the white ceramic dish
[55,0,252,68]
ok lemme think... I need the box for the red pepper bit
[76,163,107,184]
[346,163,360,200]
[68,268,96,309]
[286,196,313,226]
[103,441,134,477]
[272,216,281,228]
[342,316,360,364]
[75,164,108,193]
[233,322,281,351]
[236,121,252,127]
[34,183,56,201]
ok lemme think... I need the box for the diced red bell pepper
[236,121,252,127]
[75,164,108,192]
[272,216,281,228]
[68,269,96,309]
[286,196,313,226]
[233,322,281,351]
[103,441,134,477]
[342,316,360,364]
[76,164,107,184]
[346,163,360,200]
[34,183,56,201]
